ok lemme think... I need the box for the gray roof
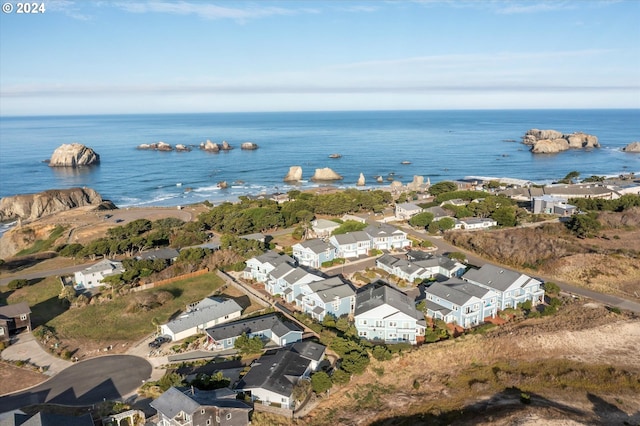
[354,283,421,321]
[291,340,326,362]
[331,231,370,245]
[254,251,295,267]
[307,277,355,303]
[0,302,31,319]
[414,256,460,272]
[136,247,180,260]
[424,299,452,316]
[298,239,334,254]
[463,264,526,291]
[313,218,340,231]
[205,313,302,341]
[396,202,422,211]
[240,232,266,241]
[376,253,401,268]
[424,206,450,219]
[151,387,201,419]
[269,262,296,280]
[82,259,123,274]
[283,268,315,285]
[406,250,433,262]
[236,347,313,397]
[165,298,242,335]
[447,281,494,299]
[365,223,403,238]
[425,280,476,306]
[3,412,93,426]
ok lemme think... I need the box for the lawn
[29,272,225,342]
[5,276,67,328]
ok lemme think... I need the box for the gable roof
[414,256,461,272]
[0,302,31,319]
[136,247,180,261]
[253,251,294,267]
[376,253,401,268]
[296,239,334,254]
[463,264,532,291]
[307,277,355,303]
[205,313,302,341]
[312,218,341,231]
[291,340,327,362]
[424,206,450,219]
[365,223,404,238]
[282,268,317,285]
[269,262,296,280]
[151,386,201,418]
[426,280,478,306]
[396,202,422,211]
[164,299,242,335]
[331,231,370,245]
[354,283,420,320]
[82,259,123,274]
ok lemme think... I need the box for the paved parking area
[1,332,71,376]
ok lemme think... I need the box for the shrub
[412,379,421,390]
[7,279,29,290]
[543,281,561,295]
[331,369,351,385]
[371,345,392,361]
[520,392,532,404]
[311,371,332,394]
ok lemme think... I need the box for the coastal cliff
[49,143,100,167]
[523,129,600,154]
[0,187,113,222]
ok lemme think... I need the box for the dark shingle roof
[354,283,420,320]
[291,340,326,362]
[151,387,201,419]
[307,277,355,303]
[205,313,302,341]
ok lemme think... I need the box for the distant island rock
[357,173,366,186]
[221,141,233,151]
[49,143,100,167]
[0,187,115,222]
[329,153,342,159]
[622,142,640,153]
[175,144,191,152]
[200,140,220,152]
[523,129,600,154]
[137,142,173,151]
[241,142,259,150]
[311,167,343,181]
[284,166,303,182]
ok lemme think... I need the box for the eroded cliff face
[0,187,109,222]
[49,143,100,167]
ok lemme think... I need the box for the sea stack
[284,166,303,182]
[622,142,640,152]
[241,142,259,150]
[201,140,220,152]
[523,129,599,154]
[357,173,366,186]
[311,167,343,181]
[49,143,100,167]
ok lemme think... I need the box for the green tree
[437,217,456,231]
[332,220,367,235]
[566,213,601,238]
[371,345,392,361]
[234,332,265,355]
[58,285,77,305]
[331,369,351,385]
[491,206,517,227]
[408,212,434,228]
[311,371,332,394]
[559,171,580,184]
[428,181,458,196]
[7,279,29,290]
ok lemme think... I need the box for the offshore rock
[241,142,259,150]
[531,139,570,154]
[49,143,100,167]
[201,140,220,152]
[175,144,191,151]
[0,187,108,221]
[284,166,303,182]
[357,173,366,186]
[622,142,640,152]
[311,167,343,181]
[407,175,425,191]
[221,141,233,150]
[523,129,600,154]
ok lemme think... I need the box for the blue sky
[1,0,639,115]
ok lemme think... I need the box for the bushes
[7,279,30,290]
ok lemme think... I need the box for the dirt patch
[0,362,48,395]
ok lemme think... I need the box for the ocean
[0,110,639,210]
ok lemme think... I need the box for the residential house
[311,218,340,238]
[376,254,427,283]
[441,198,467,207]
[160,297,242,342]
[240,233,266,243]
[0,302,31,342]
[264,262,297,296]
[297,276,356,321]
[280,268,324,303]
[235,341,326,410]
[354,283,426,344]
[395,202,423,220]
[531,195,577,216]
[423,279,498,328]
[136,247,180,262]
[462,264,544,310]
[377,253,465,282]
[341,214,367,223]
[453,218,498,230]
[413,256,466,279]
[423,206,453,222]
[1,411,93,426]
[205,313,303,351]
[365,224,412,250]
[243,251,295,283]
[150,386,251,426]
[73,259,125,289]
[292,239,336,268]
[329,231,371,259]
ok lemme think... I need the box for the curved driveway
[0,355,151,412]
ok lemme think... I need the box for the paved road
[0,262,98,287]
[0,355,152,413]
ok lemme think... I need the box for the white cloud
[45,0,92,20]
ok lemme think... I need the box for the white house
[424,278,498,328]
[205,313,303,351]
[329,231,371,259]
[74,259,125,290]
[365,224,412,250]
[395,202,423,220]
[243,251,295,282]
[311,218,341,238]
[160,297,242,342]
[292,239,336,268]
[453,218,498,230]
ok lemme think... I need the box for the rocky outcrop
[0,187,110,222]
[376,176,384,183]
[217,181,228,189]
[221,141,232,151]
[523,129,600,154]
[407,175,425,191]
[49,143,100,167]
[241,142,259,150]
[137,142,172,151]
[175,144,191,152]
[200,140,220,152]
[284,166,303,182]
[357,173,366,186]
[622,142,640,152]
[311,167,343,181]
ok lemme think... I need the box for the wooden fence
[132,268,210,292]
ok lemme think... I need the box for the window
[20,314,27,321]
[201,409,205,414]
[361,319,367,325]
[0,328,4,336]
[227,338,232,345]
[206,420,211,425]
[226,413,232,420]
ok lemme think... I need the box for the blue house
[423,278,498,328]
[243,251,295,283]
[292,239,336,268]
[205,313,303,351]
[297,276,356,321]
[462,264,544,310]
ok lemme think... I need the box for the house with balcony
[74,259,125,290]
[159,297,242,342]
[423,278,498,328]
[205,313,303,351]
[354,282,426,344]
[0,302,31,342]
[243,251,295,283]
[329,231,371,259]
[235,341,326,411]
[297,276,356,321]
[311,218,341,238]
[376,254,427,283]
[280,268,324,304]
[292,239,336,268]
[531,195,577,216]
[462,264,544,310]
[377,252,465,282]
[395,202,423,220]
[264,262,297,296]
[365,223,412,250]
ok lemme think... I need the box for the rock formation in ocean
[622,142,640,152]
[49,143,100,167]
[137,142,173,151]
[241,142,259,150]
[200,140,220,152]
[523,129,600,154]
[407,175,425,191]
[376,176,384,183]
[284,166,303,182]
[0,187,113,222]
[217,181,228,189]
[357,173,366,186]
[175,144,191,151]
[221,141,232,150]
[311,167,343,181]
